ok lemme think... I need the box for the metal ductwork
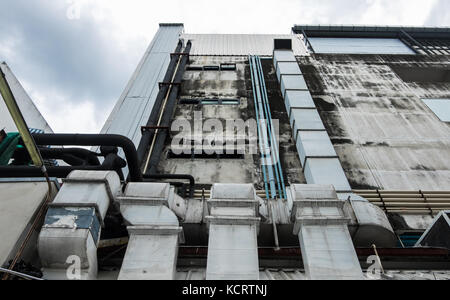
[117,182,185,280]
[291,184,364,280]
[273,46,396,248]
[38,171,121,280]
[205,184,261,280]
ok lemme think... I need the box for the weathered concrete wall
[299,54,450,191]
[158,56,305,188]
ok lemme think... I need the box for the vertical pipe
[249,56,270,200]
[255,57,286,199]
[250,56,277,199]
[254,56,287,199]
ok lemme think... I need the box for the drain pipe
[249,56,270,200]
[136,41,183,163]
[144,41,192,175]
[249,55,277,199]
[255,56,287,199]
[143,174,195,198]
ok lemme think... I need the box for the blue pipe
[255,57,287,199]
[250,55,277,199]
[249,55,270,200]
[254,57,284,199]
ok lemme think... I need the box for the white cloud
[22,80,111,134]
[1,0,449,135]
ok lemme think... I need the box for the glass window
[309,38,416,55]
[422,99,450,122]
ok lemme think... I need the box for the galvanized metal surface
[98,24,183,166]
[0,62,53,133]
[206,184,260,280]
[181,34,308,56]
[308,37,416,55]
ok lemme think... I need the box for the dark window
[186,65,203,71]
[391,66,450,83]
[203,65,220,71]
[220,63,237,71]
[168,149,244,159]
[179,98,240,105]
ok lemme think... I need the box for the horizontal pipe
[32,134,142,182]
[39,147,101,166]
[143,174,195,198]
[0,267,44,281]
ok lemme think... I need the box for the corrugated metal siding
[0,62,53,133]
[181,34,308,56]
[99,24,183,147]
[309,37,416,55]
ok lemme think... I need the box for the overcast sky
[0,0,449,133]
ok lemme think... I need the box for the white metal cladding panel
[422,99,450,122]
[206,224,259,280]
[296,131,338,167]
[281,75,308,98]
[274,50,297,65]
[303,158,351,192]
[290,109,325,138]
[0,63,53,133]
[276,62,302,82]
[285,90,315,115]
[99,25,183,149]
[309,37,416,55]
[182,34,308,56]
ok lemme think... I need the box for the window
[179,98,240,105]
[392,66,450,83]
[186,64,236,71]
[422,99,450,122]
[168,149,244,159]
[309,38,416,55]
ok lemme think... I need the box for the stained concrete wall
[157,56,305,188]
[299,54,450,191]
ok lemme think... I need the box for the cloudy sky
[0,0,449,133]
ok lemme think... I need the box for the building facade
[1,24,450,280]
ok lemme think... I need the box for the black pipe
[143,174,195,198]
[136,41,184,163]
[145,40,192,175]
[32,134,142,182]
[0,165,120,178]
[39,147,101,166]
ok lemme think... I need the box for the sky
[0,0,449,133]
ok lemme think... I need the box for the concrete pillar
[291,184,364,280]
[205,184,261,280]
[117,183,183,280]
[38,171,121,280]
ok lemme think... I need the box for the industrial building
[0,23,450,280]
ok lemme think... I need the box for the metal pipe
[255,56,283,199]
[144,41,192,175]
[255,56,287,199]
[136,41,183,162]
[250,55,277,199]
[38,147,101,166]
[249,55,270,200]
[32,133,142,182]
[0,267,44,281]
[143,174,195,198]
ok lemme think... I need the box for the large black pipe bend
[32,134,142,182]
